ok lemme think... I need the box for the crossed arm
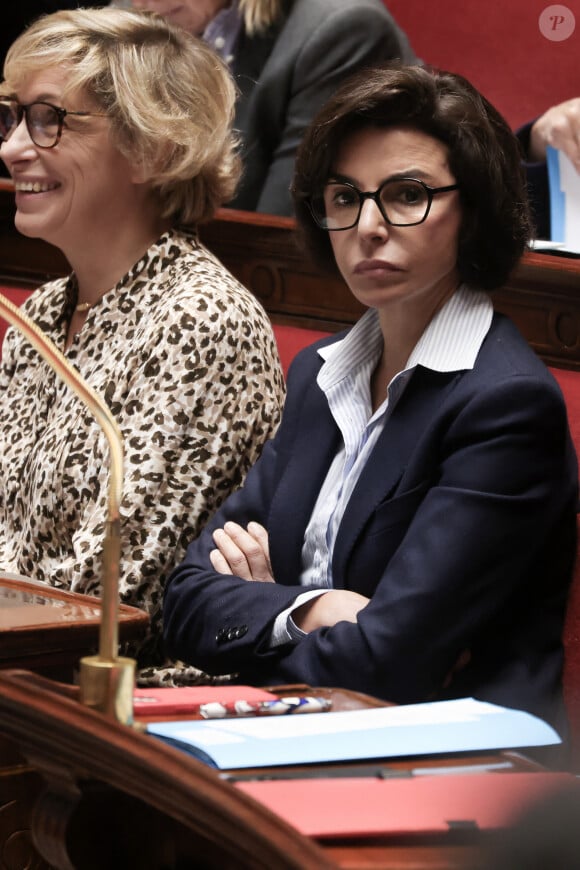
[210,521,369,632]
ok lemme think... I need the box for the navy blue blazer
[228,0,415,214]
[164,313,577,731]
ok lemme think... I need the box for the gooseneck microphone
[0,292,135,723]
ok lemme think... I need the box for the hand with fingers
[292,589,370,633]
[209,520,370,632]
[210,521,275,583]
[529,97,580,172]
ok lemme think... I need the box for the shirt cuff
[270,589,329,647]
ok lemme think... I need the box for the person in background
[130,0,416,215]
[163,64,577,737]
[517,97,580,240]
[0,7,285,683]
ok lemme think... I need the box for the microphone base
[79,655,136,725]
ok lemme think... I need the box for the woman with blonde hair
[131,0,415,215]
[0,7,284,682]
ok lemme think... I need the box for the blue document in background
[547,146,580,253]
[147,697,561,770]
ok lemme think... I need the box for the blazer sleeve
[164,362,577,706]
[163,345,336,665]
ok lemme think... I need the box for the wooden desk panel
[199,210,580,370]
[0,574,148,680]
[0,582,148,870]
[0,670,334,870]
[0,670,552,870]
[199,209,364,332]
[494,252,580,370]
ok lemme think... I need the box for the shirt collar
[318,285,493,390]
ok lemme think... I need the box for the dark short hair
[292,64,531,291]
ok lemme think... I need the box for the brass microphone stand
[0,293,135,724]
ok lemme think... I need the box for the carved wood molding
[0,670,334,870]
[0,768,49,870]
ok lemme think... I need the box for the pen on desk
[411,761,515,776]
[199,695,332,719]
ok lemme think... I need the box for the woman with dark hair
[163,65,577,732]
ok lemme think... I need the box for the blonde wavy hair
[238,0,283,34]
[2,7,241,225]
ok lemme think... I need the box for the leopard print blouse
[0,228,285,683]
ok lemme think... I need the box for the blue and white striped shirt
[272,285,493,645]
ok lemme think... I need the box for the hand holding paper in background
[546,146,580,253]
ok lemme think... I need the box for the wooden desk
[0,580,148,870]
[135,690,546,870]
[197,210,580,371]
[0,669,553,870]
[0,670,335,869]
[0,574,148,681]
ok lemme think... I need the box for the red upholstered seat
[272,324,331,377]
[550,367,580,766]
[552,369,580,461]
[0,285,33,352]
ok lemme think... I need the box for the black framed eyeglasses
[309,177,460,231]
[0,98,107,149]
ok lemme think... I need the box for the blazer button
[236,625,248,638]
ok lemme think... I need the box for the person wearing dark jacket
[517,97,580,240]
[163,65,577,737]
[131,0,415,215]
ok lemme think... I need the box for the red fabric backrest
[550,367,580,763]
[384,0,578,129]
[0,285,34,354]
[272,324,331,378]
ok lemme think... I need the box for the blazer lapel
[331,367,461,586]
[269,373,340,587]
